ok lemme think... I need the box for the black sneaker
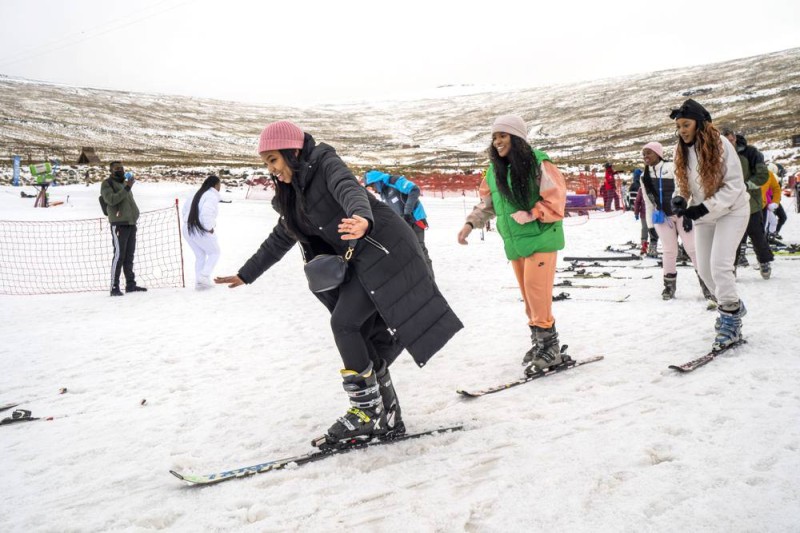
[110,287,124,297]
[125,285,148,293]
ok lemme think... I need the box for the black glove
[682,216,693,232]
[670,196,688,217]
[683,203,709,220]
[648,228,658,241]
[403,213,415,227]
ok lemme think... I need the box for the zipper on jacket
[364,235,390,254]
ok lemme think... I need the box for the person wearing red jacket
[602,163,621,211]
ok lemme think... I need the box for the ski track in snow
[1,184,799,531]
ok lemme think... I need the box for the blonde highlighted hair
[673,122,725,200]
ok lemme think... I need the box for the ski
[1,409,41,425]
[0,388,68,413]
[559,263,617,272]
[631,260,692,269]
[556,261,620,272]
[574,274,640,280]
[554,280,610,289]
[605,246,638,254]
[0,409,67,426]
[668,339,747,373]
[562,254,640,262]
[553,291,630,303]
[606,243,638,252]
[0,402,20,413]
[170,425,463,486]
[457,356,604,397]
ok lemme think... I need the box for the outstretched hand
[338,214,369,240]
[215,275,244,288]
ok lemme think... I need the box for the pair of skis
[173,354,607,486]
[170,336,742,485]
[170,425,464,486]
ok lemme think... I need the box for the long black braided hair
[187,175,221,235]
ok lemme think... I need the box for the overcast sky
[1,0,798,105]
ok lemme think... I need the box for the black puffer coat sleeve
[321,152,374,226]
[237,220,298,284]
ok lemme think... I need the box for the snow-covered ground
[1,183,799,532]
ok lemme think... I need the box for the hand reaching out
[511,210,535,224]
[215,275,244,288]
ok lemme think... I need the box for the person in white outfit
[668,99,749,352]
[182,175,222,289]
[640,141,714,306]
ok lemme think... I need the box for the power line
[0,0,192,68]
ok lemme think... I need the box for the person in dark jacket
[215,121,462,447]
[721,128,774,278]
[363,170,434,278]
[100,161,147,296]
[626,168,642,210]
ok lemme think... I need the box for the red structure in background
[566,172,600,196]
[411,172,484,198]
[410,171,604,199]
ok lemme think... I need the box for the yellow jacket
[761,171,782,206]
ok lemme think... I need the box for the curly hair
[488,135,540,210]
[673,122,724,199]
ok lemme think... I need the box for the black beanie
[669,99,712,123]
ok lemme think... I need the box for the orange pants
[510,251,557,328]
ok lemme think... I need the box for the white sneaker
[195,277,214,290]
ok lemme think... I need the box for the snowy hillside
[1,47,799,172]
[1,184,799,531]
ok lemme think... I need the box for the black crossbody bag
[304,241,355,293]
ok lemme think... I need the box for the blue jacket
[364,170,428,224]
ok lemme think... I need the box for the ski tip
[169,470,186,481]
[667,365,690,373]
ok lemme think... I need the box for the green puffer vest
[485,150,565,260]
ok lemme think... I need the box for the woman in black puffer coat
[216,121,462,447]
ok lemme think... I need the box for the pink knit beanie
[642,141,664,159]
[258,121,305,153]
[491,115,528,140]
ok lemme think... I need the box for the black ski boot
[677,244,690,263]
[521,325,539,366]
[736,243,749,268]
[376,360,404,437]
[524,325,570,375]
[315,363,387,449]
[697,274,717,310]
[646,233,659,258]
[661,273,677,300]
